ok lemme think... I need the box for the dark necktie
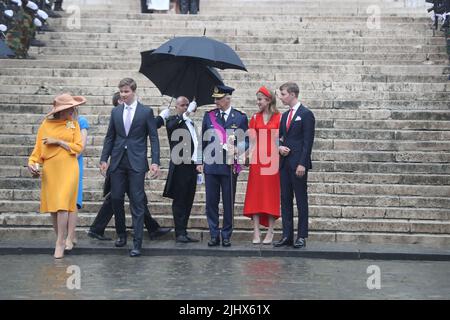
[220,111,226,123]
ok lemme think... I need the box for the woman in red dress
[243,86,281,244]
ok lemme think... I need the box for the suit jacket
[279,104,315,171]
[100,102,160,173]
[163,114,198,199]
[201,107,249,176]
[101,114,165,197]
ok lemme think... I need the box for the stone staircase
[0,0,449,246]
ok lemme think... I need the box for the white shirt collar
[124,100,137,110]
[220,106,232,116]
[290,102,301,112]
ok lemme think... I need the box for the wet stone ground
[0,254,449,299]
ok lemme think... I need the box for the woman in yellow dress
[28,93,86,259]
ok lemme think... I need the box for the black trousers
[110,152,146,247]
[179,0,198,14]
[171,164,197,237]
[280,166,309,239]
[89,192,160,236]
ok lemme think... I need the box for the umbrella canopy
[152,36,247,72]
[139,49,224,107]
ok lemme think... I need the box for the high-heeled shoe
[252,235,261,244]
[65,240,74,252]
[262,232,274,245]
[54,243,65,259]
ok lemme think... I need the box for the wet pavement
[0,254,449,299]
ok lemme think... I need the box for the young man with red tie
[275,82,315,249]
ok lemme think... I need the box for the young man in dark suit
[88,92,171,242]
[275,82,315,249]
[100,78,160,257]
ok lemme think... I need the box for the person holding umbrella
[159,96,201,243]
[199,85,248,247]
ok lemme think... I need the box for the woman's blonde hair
[257,88,279,115]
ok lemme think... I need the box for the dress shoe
[293,238,306,249]
[273,237,293,247]
[222,239,231,247]
[39,24,55,32]
[129,249,141,257]
[149,227,172,240]
[176,235,199,243]
[207,238,220,247]
[30,39,46,47]
[46,10,62,18]
[87,230,112,241]
[114,236,127,247]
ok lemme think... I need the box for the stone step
[41,25,436,37]
[3,165,449,186]
[2,174,449,197]
[3,139,450,162]
[28,44,447,56]
[37,32,446,46]
[3,197,445,214]
[48,18,436,31]
[2,125,450,142]
[2,67,448,84]
[1,209,449,234]
[56,12,433,22]
[1,86,448,102]
[2,77,448,93]
[3,62,448,77]
[3,156,450,173]
[4,225,450,247]
[5,56,447,68]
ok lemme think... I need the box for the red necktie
[286,108,294,130]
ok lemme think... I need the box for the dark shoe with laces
[207,238,220,247]
[222,239,231,247]
[273,237,293,247]
[293,238,306,249]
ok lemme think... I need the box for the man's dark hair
[118,78,137,91]
[279,82,300,98]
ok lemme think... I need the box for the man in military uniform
[199,85,248,247]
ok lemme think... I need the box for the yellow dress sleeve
[66,121,83,155]
[28,122,43,166]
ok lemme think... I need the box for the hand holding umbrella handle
[159,108,170,120]
[187,100,197,113]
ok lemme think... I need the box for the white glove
[37,9,48,20]
[187,101,197,113]
[26,1,39,11]
[159,108,170,120]
[182,112,191,121]
[4,10,13,18]
[0,24,7,32]
[33,18,42,27]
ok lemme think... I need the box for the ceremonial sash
[208,111,242,174]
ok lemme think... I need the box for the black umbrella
[151,36,247,72]
[139,49,224,107]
